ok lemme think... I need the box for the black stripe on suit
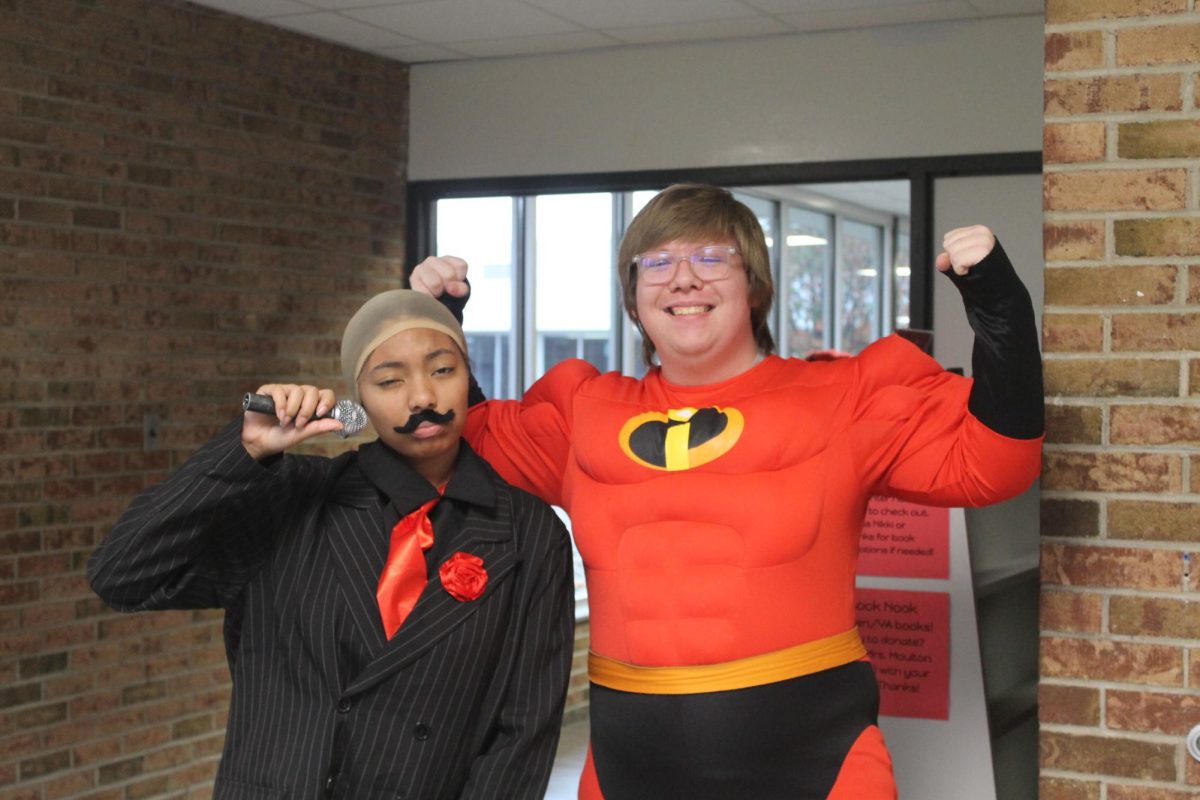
[88,422,576,800]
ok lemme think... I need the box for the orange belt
[588,627,868,695]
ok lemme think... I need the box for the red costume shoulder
[848,335,1042,506]
[464,358,603,506]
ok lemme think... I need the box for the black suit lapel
[345,450,521,696]
[344,537,519,696]
[330,440,522,688]
[323,470,392,653]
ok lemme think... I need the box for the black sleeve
[86,421,291,611]
[943,239,1044,440]
[440,283,487,406]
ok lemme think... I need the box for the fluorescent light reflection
[786,234,828,247]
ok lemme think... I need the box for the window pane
[783,207,832,356]
[534,193,614,376]
[621,190,661,378]
[583,338,610,370]
[435,196,515,398]
[734,193,776,253]
[624,328,649,379]
[839,219,883,354]
[630,190,658,218]
[734,193,778,348]
[893,226,911,330]
[542,335,578,370]
[465,332,511,403]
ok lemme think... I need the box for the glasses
[632,245,739,285]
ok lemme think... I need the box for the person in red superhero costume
[411,184,1043,800]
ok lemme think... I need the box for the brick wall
[1042,1,1200,797]
[0,1,410,797]
[564,621,590,726]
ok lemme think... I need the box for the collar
[356,439,496,516]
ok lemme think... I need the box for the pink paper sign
[857,496,950,579]
[855,588,950,720]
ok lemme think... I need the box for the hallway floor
[545,716,589,799]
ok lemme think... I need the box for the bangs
[627,200,740,256]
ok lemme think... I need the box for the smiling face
[617,185,776,376]
[356,328,469,487]
[634,236,760,385]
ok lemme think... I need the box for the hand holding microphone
[240,384,368,461]
[242,393,368,438]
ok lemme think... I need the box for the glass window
[838,219,884,354]
[621,190,660,379]
[435,196,516,399]
[532,193,614,381]
[734,192,779,341]
[893,225,912,330]
[629,190,657,218]
[783,207,833,357]
[734,192,777,253]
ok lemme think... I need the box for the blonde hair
[617,184,776,367]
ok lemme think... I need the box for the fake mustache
[393,407,456,434]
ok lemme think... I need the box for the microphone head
[330,400,369,439]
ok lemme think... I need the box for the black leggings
[589,661,881,800]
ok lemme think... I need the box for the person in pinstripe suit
[88,291,576,800]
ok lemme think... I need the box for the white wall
[932,173,1045,376]
[409,15,1043,180]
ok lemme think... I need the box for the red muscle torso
[465,336,1041,668]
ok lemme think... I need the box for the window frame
[407,152,1041,337]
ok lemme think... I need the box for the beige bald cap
[340,289,467,401]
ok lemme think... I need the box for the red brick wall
[1042,1,1200,797]
[0,1,408,797]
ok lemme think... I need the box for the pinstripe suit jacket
[88,423,575,800]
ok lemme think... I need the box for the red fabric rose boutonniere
[439,552,487,602]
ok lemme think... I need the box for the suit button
[336,697,351,714]
[413,722,431,741]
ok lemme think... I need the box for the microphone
[241,393,369,439]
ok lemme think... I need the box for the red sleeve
[850,335,1042,508]
[463,359,598,507]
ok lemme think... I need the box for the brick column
[1042,1,1200,797]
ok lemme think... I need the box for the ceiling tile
[519,0,760,29]
[746,0,954,13]
[344,0,581,43]
[448,30,621,58]
[605,16,794,45]
[774,1,980,32]
[183,0,1042,63]
[270,11,420,48]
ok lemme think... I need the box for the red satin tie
[377,493,441,639]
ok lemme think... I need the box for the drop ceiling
[184,0,1043,64]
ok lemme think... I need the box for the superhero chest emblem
[617,406,744,471]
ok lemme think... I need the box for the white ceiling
[186,0,1043,64]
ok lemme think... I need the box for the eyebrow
[369,348,459,372]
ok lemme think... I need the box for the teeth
[670,306,709,316]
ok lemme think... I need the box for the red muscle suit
[456,244,1041,800]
